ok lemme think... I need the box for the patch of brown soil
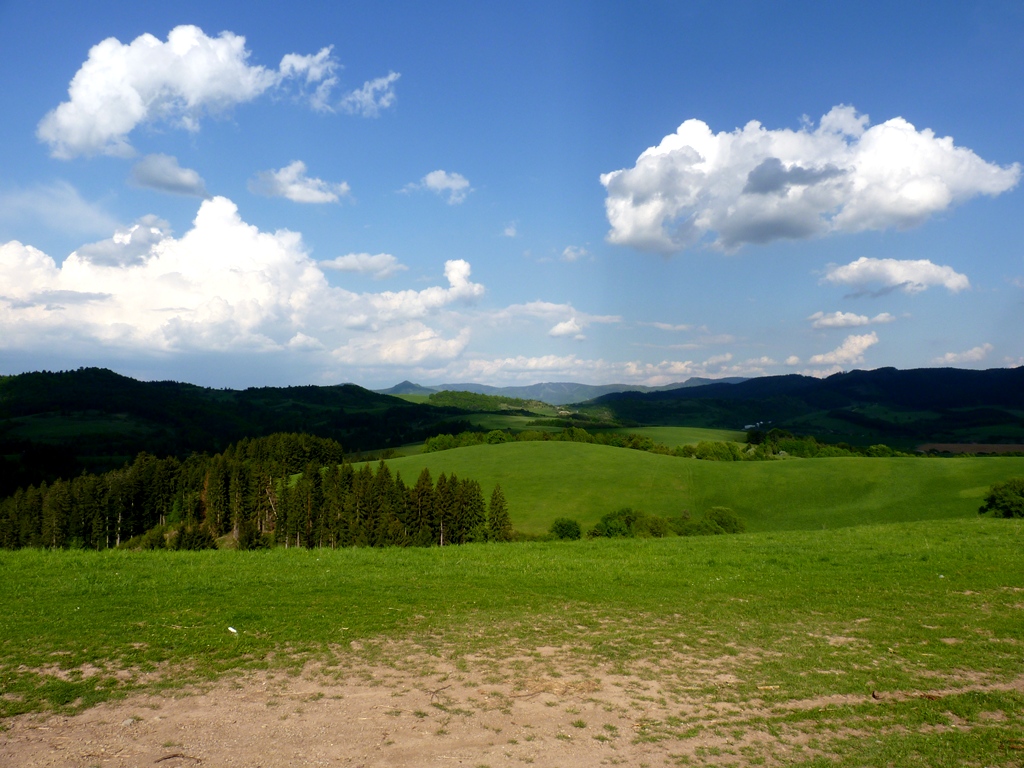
[3,649,1022,768]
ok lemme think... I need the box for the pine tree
[409,468,435,547]
[488,484,513,542]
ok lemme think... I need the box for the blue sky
[1,0,1021,388]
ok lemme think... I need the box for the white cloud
[38,25,340,158]
[502,222,518,238]
[340,72,400,117]
[600,105,1020,253]
[809,310,869,328]
[279,47,340,113]
[822,257,970,295]
[562,245,588,262]
[933,343,993,365]
[249,161,350,204]
[0,196,483,362]
[808,310,897,328]
[407,170,472,204]
[333,324,470,365]
[320,252,407,279]
[785,355,801,366]
[808,332,879,365]
[494,301,620,337]
[130,154,208,197]
[549,317,585,340]
[439,349,768,388]
[649,321,694,332]
[363,259,484,321]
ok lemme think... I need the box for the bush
[588,508,671,538]
[173,524,217,551]
[979,477,1024,518]
[704,506,746,534]
[673,507,745,537]
[550,517,582,540]
[121,524,168,550]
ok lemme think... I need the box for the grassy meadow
[1,517,1022,765]
[377,441,1024,534]
[4,432,1024,765]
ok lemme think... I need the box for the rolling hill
[378,440,1024,535]
[580,366,1024,446]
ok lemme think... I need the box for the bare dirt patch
[4,645,1023,768]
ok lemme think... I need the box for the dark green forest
[0,432,512,551]
[580,366,1024,446]
[0,368,475,496]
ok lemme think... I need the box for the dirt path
[3,648,1022,768]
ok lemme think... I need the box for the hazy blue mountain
[375,377,748,405]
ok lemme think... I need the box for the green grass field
[377,441,1024,534]
[1,517,1021,765]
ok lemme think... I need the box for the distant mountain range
[375,377,749,405]
[582,366,1024,446]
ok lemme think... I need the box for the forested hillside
[0,368,469,495]
[0,432,511,551]
[582,366,1024,446]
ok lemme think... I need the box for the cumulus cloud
[340,72,400,117]
[549,317,585,340]
[0,196,482,363]
[320,252,407,279]
[38,25,340,158]
[333,324,471,366]
[0,181,120,236]
[822,257,970,295]
[808,310,896,328]
[933,343,993,365]
[130,154,208,196]
[600,105,1020,253]
[561,245,588,262]
[502,222,518,238]
[808,332,879,365]
[406,170,471,204]
[249,161,350,204]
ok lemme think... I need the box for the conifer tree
[410,467,435,547]
[488,484,513,542]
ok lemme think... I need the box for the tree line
[0,432,512,550]
[423,425,916,460]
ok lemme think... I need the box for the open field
[1,518,1022,766]
[377,441,1024,534]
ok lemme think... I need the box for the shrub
[173,524,217,551]
[550,517,582,540]
[978,477,1024,518]
[121,524,168,550]
[704,506,746,534]
[588,508,671,538]
[674,507,746,537]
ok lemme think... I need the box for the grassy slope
[2,519,1021,746]
[379,441,1024,534]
